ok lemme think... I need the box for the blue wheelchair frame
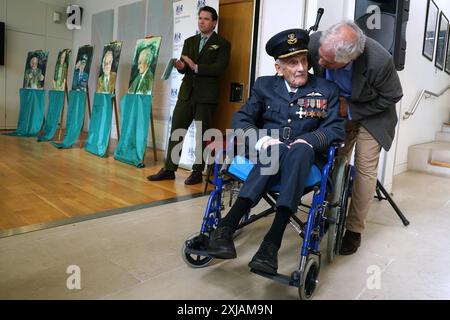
[183,140,352,299]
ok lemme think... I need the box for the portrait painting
[96,41,122,94]
[53,49,71,91]
[72,45,94,92]
[128,37,162,95]
[23,50,49,89]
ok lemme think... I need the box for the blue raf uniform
[232,32,345,213]
[206,28,345,275]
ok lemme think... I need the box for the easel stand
[112,93,120,140]
[142,104,158,164]
[107,91,120,156]
[58,83,70,141]
[143,35,158,163]
[80,86,92,148]
[375,179,410,226]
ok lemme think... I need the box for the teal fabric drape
[114,94,152,168]
[51,90,86,149]
[37,90,65,142]
[84,92,114,157]
[6,89,45,137]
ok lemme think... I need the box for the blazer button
[290,103,294,107]
[288,119,292,124]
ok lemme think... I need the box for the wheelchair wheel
[182,232,214,268]
[298,257,320,300]
[326,155,350,264]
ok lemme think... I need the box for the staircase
[408,123,450,177]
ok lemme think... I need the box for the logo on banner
[66,5,82,30]
[176,4,184,15]
[197,0,206,10]
[174,32,182,43]
[171,88,179,97]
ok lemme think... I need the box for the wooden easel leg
[81,89,91,148]
[86,89,92,119]
[58,86,69,141]
[113,96,120,140]
[150,109,157,162]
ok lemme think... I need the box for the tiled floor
[1,171,449,300]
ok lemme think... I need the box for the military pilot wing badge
[306,92,324,97]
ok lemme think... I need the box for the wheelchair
[182,139,353,300]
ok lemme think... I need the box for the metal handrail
[403,85,450,120]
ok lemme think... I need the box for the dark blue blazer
[232,74,345,153]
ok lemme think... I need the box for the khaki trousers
[343,121,382,233]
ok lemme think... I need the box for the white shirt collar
[284,80,298,94]
[200,31,214,39]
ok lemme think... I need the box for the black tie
[289,92,295,98]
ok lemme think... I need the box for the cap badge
[287,33,298,45]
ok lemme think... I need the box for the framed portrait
[435,12,449,70]
[53,49,71,91]
[445,25,450,75]
[422,0,439,61]
[96,41,122,94]
[23,50,49,89]
[72,45,94,92]
[128,37,162,95]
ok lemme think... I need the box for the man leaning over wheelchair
[205,28,346,275]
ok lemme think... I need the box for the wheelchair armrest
[332,141,345,149]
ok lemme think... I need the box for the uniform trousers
[239,142,315,213]
[343,121,382,233]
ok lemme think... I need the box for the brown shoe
[339,230,361,255]
[184,170,203,185]
[147,168,175,181]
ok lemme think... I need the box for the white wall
[256,0,305,77]
[0,0,73,129]
[394,0,450,176]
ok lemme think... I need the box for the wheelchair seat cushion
[228,155,322,191]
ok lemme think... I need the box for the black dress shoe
[207,226,237,259]
[184,170,203,185]
[340,230,361,255]
[248,241,279,275]
[147,168,175,181]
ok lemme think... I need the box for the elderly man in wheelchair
[183,28,349,299]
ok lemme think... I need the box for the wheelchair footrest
[250,269,299,288]
[185,248,212,258]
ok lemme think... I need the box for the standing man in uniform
[205,29,345,275]
[308,21,403,255]
[148,6,231,185]
[73,54,89,91]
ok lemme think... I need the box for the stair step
[442,123,450,133]
[435,131,450,142]
[408,141,450,177]
[430,160,450,168]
